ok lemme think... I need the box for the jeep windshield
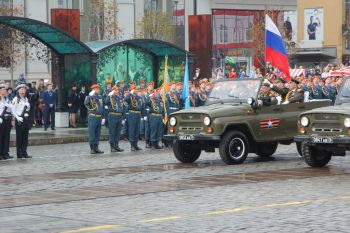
[207,79,261,104]
[336,78,350,104]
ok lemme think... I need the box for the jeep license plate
[312,137,333,144]
[179,135,194,140]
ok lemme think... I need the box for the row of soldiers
[258,76,342,106]
[85,78,210,154]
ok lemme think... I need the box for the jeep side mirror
[247,97,258,109]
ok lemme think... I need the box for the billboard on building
[282,11,297,42]
[304,8,323,41]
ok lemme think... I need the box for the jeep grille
[314,114,339,121]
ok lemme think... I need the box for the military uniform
[271,86,289,101]
[0,85,13,160]
[105,88,124,152]
[286,88,304,103]
[42,87,57,130]
[166,91,181,113]
[189,90,198,107]
[197,89,208,106]
[12,84,31,159]
[124,88,144,151]
[85,85,104,154]
[310,85,324,100]
[323,85,337,105]
[146,94,165,149]
[258,90,278,106]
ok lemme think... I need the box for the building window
[58,0,64,8]
[79,0,84,15]
[0,0,12,7]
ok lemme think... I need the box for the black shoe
[51,128,56,130]
[17,155,24,159]
[44,128,47,131]
[153,142,162,149]
[23,155,32,159]
[5,154,13,159]
[131,142,136,151]
[146,141,152,148]
[110,144,117,153]
[114,143,124,152]
[90,145,97,154]
[134,143,142,151]
[94,145,104,154]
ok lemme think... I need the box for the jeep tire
[173,140,201,163]
[255,142,278,157]
[219,131,249,165]
[302,142,332,167]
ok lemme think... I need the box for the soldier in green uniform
[284,79,304,104]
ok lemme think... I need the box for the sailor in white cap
[11,84,32,159]
[0,83,13,160]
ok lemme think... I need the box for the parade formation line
[0,167,349,209]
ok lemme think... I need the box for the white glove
[263,79,272,85]
[0,118,2,124]
[130,90,135,95]
[122,120,125,125]
[5,103,11,108]
[49,104,54,108]
[282,101,289,105]
[68,103,72,107]
[104,105,109,110]
[108,91,114,96]
[16,116,23,122]
[25,102,30,108]
[143,116,147,121]
[89,90,95,96]
[276,96,282,105]
[257,100,263,106]
[101,118,105,125]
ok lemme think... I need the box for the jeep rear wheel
[302,142,332,167]
[255,142,278,157]
[219,131,249,165]
[173,140,201,163]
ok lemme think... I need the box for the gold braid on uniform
[321,86,329,97]
[285,91,292,100]
[151,98,159,113]
[86,97,97,111]
[131,95,138,108]
[110,96,118,110]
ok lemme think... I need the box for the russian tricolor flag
[265,15,291,81]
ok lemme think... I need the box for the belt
[109,112,122,116]
[129,110,141,113]
[89,113,102,117]
[151,113,162,117]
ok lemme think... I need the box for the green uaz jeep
[295,77,350,167]
[164,79,330,165]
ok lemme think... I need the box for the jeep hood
[301,103,350,115]
[171,103,251,118]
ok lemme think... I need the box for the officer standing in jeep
[284,79,304,104]
[264,77,288,101]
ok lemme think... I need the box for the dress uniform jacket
[0,97,12,159]
[105,94,125,146]
[146,97,165,142]
[84,94,104,146]
[286,88,304,103]
[124,93,144,143]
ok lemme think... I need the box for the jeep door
[279,103,305,139]
[249,104,283,142]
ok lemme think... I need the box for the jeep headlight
[169,117,177,126]
[300,116,309,127]
[344,118,350,127]
[204,116,211,126]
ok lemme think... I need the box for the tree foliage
[84,0,122,41]
[136,10,176,43]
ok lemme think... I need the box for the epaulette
[297,89,304,93]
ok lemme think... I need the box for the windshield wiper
[340,95,350,98]
[227,95,240,99]
[209,96,220,100]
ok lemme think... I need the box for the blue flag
[182,54,190,109]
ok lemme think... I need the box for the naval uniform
[0,97,13,159]
[42,90,57,130]
[11,96,31,158]
[84,93,104,153]
[105,94,124,152]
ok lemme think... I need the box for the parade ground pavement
[0,140,350,233]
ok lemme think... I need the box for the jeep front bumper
[164,134,220,141]
[294,135,350,144]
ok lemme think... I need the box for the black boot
[110,144,117,153]
[131,142,136,151]
[94,144,104,154]
[114,143,124,152]
[134,142,142,151]
[153,141,162,149]
[146,140,152,148]
[90,145,96,154]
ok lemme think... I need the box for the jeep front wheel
[173,140,201,163]
[219,131,249,165]
[302,143,332,167]
[255,142,278,157]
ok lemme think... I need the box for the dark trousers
[149,115,164,142]
[44,105,55,129]
[1,118,12,156]
[88,115,102,145]
[108,114,123,144]
[16,120,29,158]
[128,112,141,143]
[144,115,150,141]
[29,103,36,127]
